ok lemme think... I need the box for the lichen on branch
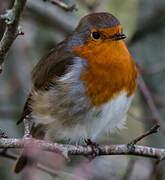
[0,0,27,66]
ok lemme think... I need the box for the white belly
[86,91,134,141]
[34,59,135,144]
[50,91,134,143]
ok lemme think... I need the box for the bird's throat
[73,40,138,106]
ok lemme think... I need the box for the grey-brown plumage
[14,12,137,173]
[17,41,74,124]
[17,12,120,125]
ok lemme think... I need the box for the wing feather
[17,40,74,124]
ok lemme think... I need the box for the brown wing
[17,40,74,124]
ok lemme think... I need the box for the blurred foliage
[0,0,165,179]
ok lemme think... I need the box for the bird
[14,12,138,173]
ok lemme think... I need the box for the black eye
[92,32,100,39]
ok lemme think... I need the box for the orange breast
[74,39,138,106]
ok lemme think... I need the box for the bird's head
[68,12,126,52]
[67,12,129,66]
[67,12,137,106]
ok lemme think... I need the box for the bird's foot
[84,139,100,161]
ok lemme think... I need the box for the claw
[84,139,100,160]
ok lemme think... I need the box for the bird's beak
[114,33,126,40]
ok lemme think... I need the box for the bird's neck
[73,40,138,106]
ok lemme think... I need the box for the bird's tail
[14,150,28,173]
[14,124,46,173]
[14,149,37,173]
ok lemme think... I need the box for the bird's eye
[92,32,100,40]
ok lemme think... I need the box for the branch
[0,138,165,161]
[129,6,165,45]
[143,63,165,74]
[153,94,165,107]
[128,124,159,145]
[0,0,27,66]
[0,150,82,178]
[138,72,160,125]
[25,0,76,35]
[123,158,136,180]
[43,0,77,11]
[137,70,165,132]
[78,0,99,12]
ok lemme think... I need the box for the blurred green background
[0,0,165,179]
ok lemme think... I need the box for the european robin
[14,12,138,173]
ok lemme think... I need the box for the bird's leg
[84,139,100,160]
[23,116,32,138]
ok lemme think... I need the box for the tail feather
[14,124,46,173]
[14,149,38,173]
[14,150,28,173]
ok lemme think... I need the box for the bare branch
[153,94,165,107]
[0,0,27,66]
[43,0,77,11]
[0,150,59,176]
[0,150,87,179]
[78,0,99,12]
[123,158,136,180]
[25,0,76,35]
[128,124,159,146]
[136,70,165,136]
[143,63,165,74]
[138,72,160,124]
[129,6,165,45]
[0,138,165,161]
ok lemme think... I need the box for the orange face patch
[91,25,123,39]
[73,26,138,106]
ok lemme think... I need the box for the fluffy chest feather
[86,92,134,141]
[30,57,136,143]
[74,39,137,106]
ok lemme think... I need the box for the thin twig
[143,63,165,74]
[0,149,16,160]
[128,124,159,145]
[0,0,27,66]
[43,0,77,11]
[78,0,99,12]
[129,6,165,45]
[0,149,86,179]
[137,70,165,133]
[148,161,164,180]
[0,150,57,176]
[123,158,136,180]
[25,0,75,36]
[138,72,160,125]
[153,94,165,107]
